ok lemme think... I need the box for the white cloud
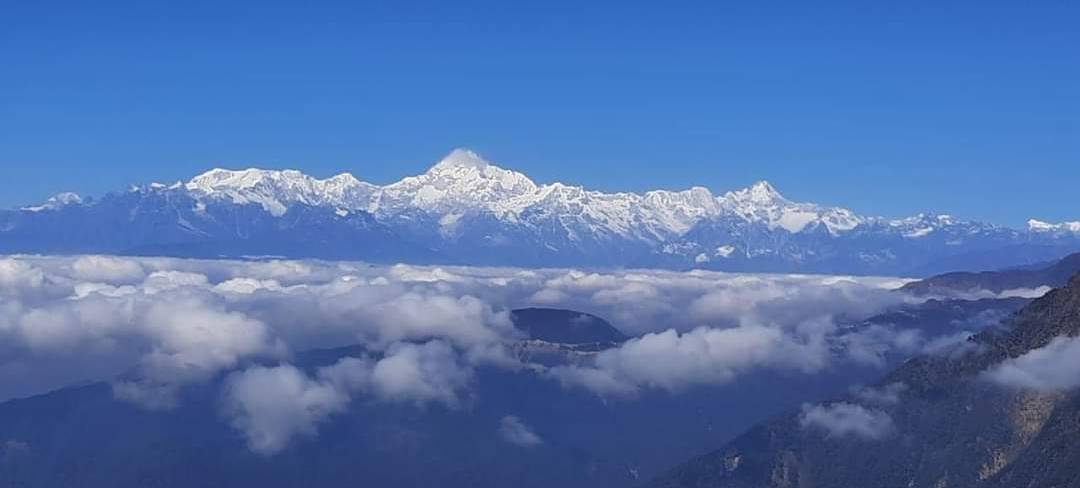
[214,278,283,294]
[838,324,924,367]
[547,365,639,399]
[223,364,350,455]
[223,340,473,454]
[317,356,375,391]
[998,286,1053,299]
[528,269,918,398]
[0,258,54,302]
[0,255,926,422]
[70,255,146,284]
[0,259,46,290]
[799,402,894,440]
[114,294,285,409]
[142,270,211,294]
[551,324,829,397]
[499,415,543,447]
[0,255,974,455]
[525,268,909,335]
[919,285,1053,301]
[369,340,474,407]
[984,336,1080,391]
[0,257,518,403]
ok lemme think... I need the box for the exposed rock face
[651,274,1080,488]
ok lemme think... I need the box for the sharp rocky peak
[724,180,789,205]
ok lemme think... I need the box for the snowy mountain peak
[713,181,869,234]
[1029,219,1080,233]
[420,149,536,189]
[326,172,362,186]
[186,167,366,192]
[729,180,788,205]
[21,192,83,212]
[183,167,373,216]
[50,192,82,205]
[11,148,1080,275]
[643,186,717,207]
[376,149,540,215]
[187,168,300,192]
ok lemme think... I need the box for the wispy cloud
[499,415,543,447]
[799,402,894,440]
[984,336,1080,391]
[224,340,473,455]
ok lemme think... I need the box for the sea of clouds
[0,254,1038,453]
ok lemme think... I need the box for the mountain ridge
[5,149,1080,275]
[902,252,1080,296]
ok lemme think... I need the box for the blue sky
[1,0,1076,225]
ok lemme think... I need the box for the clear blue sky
[1,0,1077,225]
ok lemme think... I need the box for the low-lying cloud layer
[0,255,937,452]
[984,336,1080,391]
[799,402,895,440]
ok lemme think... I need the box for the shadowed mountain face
[0,364,889,488]
[651,274,1080,488]
[902,252,1080,296]
[851,297,1029,339]
[0,192,437,262]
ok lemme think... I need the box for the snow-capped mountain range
[3,149,1079,275]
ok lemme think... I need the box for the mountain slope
[3,149,1079,274]
[902,252,1080,296]
[650,273,1080,488]
[0,188,436,262]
